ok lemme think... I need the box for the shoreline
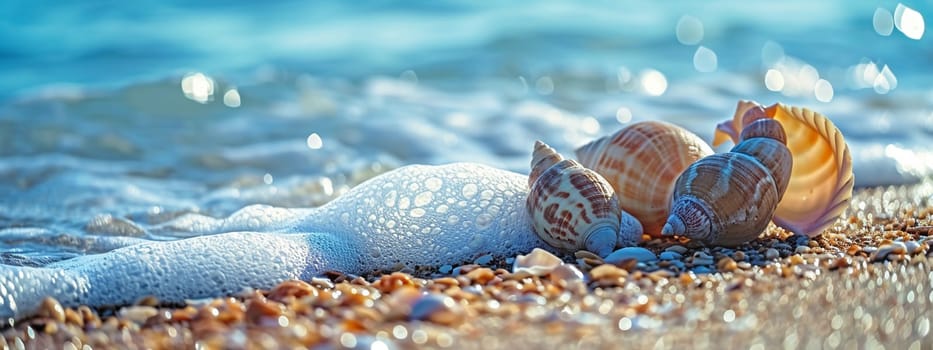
[3,183,931,349]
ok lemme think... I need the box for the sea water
[1,1,931,262]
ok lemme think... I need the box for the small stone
[794,246,811,254]
[465,267,496,284]
[788,255,805,266]
[846,245,861,256]
[665,245,688,254]
[604,247,658,265]
[438,264,453,274]
[410,294,463,326]
[765,248,780,260]
[118,306,159,324]
[716,257,738,272]
[574,250,602,260]
[871,241,907,262]
[37,297,65,323]
[659,251,682,261]
[691,251,714,265]
[589,264,628,280]
[905,240,923,255]
[830,256,852,270]
[473,254,493,265]
[732,251,746,261]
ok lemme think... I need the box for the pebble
[794,246,810,254]
[871,241,907,262]
[765,248,780,260]
[438,264,453,274]
[690,251,714,266]
[37,297,65,323]
[659,251,681,260]
[732,251,746,261]
[589,264,628,280]
[410,293,463,326]
[665,245,688,254]
[604,247,658,264]
[716,257,738,272]
[473,254,493,265]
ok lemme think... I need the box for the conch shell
[663,119,792,246]
[527,141,639,256]
[713,101,854,237]
[575,121,714,236]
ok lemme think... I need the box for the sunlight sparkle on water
[181,72,214,104]
[306,133,323,149]
[676,15,704,45]
[615,107,633,124]
[874,8,895,36]
[894,4,925,40]
[639,69,667,96]
[873,65,898,94]
[693,46,718,73]
[223,89,241,107]
[535,76,555,95]
[814,79,834,102]
[764,57,822,98]
[885,144,933,179]
[764,69,785,92]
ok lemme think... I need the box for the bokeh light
[306,133,323,149]
[894,4,925,40]
[223,89,241,107]
[873,8,894,36]
[181,72,214,103]
[693,46,718,73]
[676,15,704,45]
[639,69,668,96]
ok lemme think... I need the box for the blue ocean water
[0,1,931,261]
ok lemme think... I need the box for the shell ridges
[713,101,854,237]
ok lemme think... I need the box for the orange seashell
[714,101,854,237]
[575,121,714,236]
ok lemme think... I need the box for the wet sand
[3,183,932,349]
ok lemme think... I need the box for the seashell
[713,101,854,237]
[575,121,714,236]
[662,118,792,246]
[527,141,621,256]
[512,248,564,276]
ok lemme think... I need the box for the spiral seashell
[713,101,854,237]
[575,121,714,236]
[662,118,792,246]
[527,141,621,256]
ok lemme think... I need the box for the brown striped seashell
[575,121,714,236]
[662,119,793,246]
[527,141,626,257]
[713,101,854,237]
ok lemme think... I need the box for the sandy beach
[3,182,930,349]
